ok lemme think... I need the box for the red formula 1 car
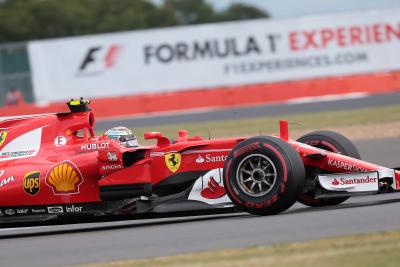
[0,99,399,224]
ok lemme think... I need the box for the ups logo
[23,171,40,196]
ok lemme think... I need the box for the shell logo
[45,161,83,195]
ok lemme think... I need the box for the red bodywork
[0,110,242,208]
[0,108,399,212]
[0,111,100,206]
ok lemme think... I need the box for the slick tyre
[223,136,305,216]
[297,130,361,207]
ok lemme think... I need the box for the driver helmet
[104,126,139,147]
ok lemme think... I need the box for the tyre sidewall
[224,137,304,213]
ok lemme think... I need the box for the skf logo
[46,161,83,195]
[165,152,181,173]
[23,171,40,196]
[0,131,7,147]
[78,45,122,75]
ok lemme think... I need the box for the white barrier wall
[28,8,400,103]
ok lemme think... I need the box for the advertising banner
[28,8,400,103]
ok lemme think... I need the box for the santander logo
[200,177,225,199]
[331,178,340,186]
[331,176,377,187]
[196,155,205,163]
[195,154,228,163]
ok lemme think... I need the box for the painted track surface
[95,92,400,130]
[1,138,400,267]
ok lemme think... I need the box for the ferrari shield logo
[165,152,181,173]
[0,131,7,147]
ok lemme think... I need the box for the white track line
[0,226,52,232]
[286,92,369,104]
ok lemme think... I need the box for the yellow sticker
[46,161,83,194]
[0,131,7,147]
[165,152,181,173]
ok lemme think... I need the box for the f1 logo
[78,45,122,75]
[79,47,102,70]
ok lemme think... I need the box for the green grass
[83,230,400,267]
[131,104,400,143]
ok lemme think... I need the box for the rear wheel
[297,130,361,207]
[223,136,305,215]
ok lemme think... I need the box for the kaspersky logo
[77,45,122,76]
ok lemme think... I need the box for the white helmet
[105,126,139,147]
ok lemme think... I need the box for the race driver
[104,126,139,148]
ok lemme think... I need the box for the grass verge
[132,104,400,143]
[83,230,400,267]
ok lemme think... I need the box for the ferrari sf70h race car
[0,99,399,224]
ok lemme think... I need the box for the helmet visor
[123,138,139,147]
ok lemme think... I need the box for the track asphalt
[2,93,400,266]
[0,138,400,267]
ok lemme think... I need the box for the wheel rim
[236,154,277,197]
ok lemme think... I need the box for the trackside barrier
[1,71,400,120]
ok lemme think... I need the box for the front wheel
[223,136,305,215]
[297,130,361,207]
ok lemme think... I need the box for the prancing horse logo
[165,152,181,173]
[0,131,7,147]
